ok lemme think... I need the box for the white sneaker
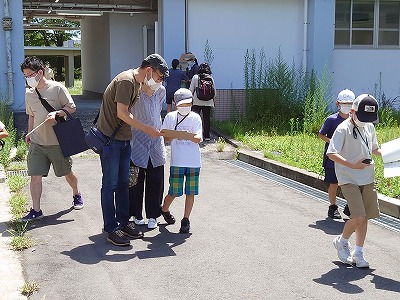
[147,218,158,229]
[133,217,145,226]
[333,236,352,265]
[351,251,370,268]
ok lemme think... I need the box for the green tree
[24,18,80,80]
[24,18,80,47]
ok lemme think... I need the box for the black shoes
[107,230,130,246]
[160,209,176,225]
[121,222,144,239]
[179,218,190,233]
[343,204,351,217]
[328,204,342,219]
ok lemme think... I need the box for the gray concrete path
[10,144,400,300]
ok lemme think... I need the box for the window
[335,0,400,48]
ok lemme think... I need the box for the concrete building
[1,0,400,119]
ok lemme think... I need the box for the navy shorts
[324,168,338,184]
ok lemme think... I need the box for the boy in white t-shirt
[327,94,381,268]
[160,88,202,233]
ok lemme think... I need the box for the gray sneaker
[333,235,352,265]
[351,251,370,268]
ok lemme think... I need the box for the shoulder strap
[35,88,55,113]
[35,88,65,123]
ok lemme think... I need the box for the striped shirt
[130,86,166,168]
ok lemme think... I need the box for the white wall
[185,0,305,89]
[109,13,157,78]
[82,12,157,95]
[81,15,111,94]
[333,49,400,100]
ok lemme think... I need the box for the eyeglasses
[23,72,37,79]
[151,68,164,82]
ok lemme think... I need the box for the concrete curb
[211,127,400,219]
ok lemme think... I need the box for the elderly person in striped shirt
[128,80,166,229]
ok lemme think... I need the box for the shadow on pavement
[308,218,345,235]
[27,207,74,230]
[314,261,400,294]
[60,233,136,264]
[135,225,190,259]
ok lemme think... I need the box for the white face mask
[353,115,367,127]
[340,104,352,114]
[26,73,40,88]
[144,70,162,91]
[177,106,191,116]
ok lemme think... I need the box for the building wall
[333,50,400,100]
[0,0,25,111]
[185,0,305,90]
[160,0,187,67]
[81,15,111,95]
[81,12,157,96]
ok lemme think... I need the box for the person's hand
[145,126,160,138]
[352,158,370,169]
[25,135,31,144]
[46,111,58,125]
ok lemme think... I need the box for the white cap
[174,88,193,106]
[337,89,355,103]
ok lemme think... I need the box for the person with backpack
[189,63,216,141]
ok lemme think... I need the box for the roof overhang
[23,1,157,29]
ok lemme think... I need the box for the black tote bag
[53,109,89,157]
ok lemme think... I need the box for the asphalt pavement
[2,142,400,300]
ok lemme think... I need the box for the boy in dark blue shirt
[318,89,355,219]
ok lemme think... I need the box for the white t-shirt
[0,121,4,131]
[327,119,379,186]
[162,111,202,168]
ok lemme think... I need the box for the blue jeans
[100,140,131,233]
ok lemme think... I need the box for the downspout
[3,0,14,105]
[184,0,188,52]
[302,0,308,72]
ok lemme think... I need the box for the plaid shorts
[168,166,200,197]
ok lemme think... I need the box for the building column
[1,0,25,111]
[64,52,74,87]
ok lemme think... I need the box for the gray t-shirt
[327,119,378,186]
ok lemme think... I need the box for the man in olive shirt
[97,54,169,246]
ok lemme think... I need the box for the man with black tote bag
[20,56,85,222]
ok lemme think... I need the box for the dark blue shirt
[165,68,188,98]
[319,112,347,168]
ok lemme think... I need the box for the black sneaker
[107,230,130,246]
[179,217,190,233]
[160,209,176,225]
[328,204,342,219]
[343,204,351,217]
[121,222,144,239]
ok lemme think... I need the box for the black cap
[353,94,379,122]
[144,54,169,77]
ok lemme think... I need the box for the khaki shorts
[27,143,72,177]
[340,183,380,219]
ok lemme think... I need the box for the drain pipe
[302,0,308,72]
[2,0,14,105]
[184,0,188,52]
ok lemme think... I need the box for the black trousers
[192,105,211,139]
[129,159,164,219]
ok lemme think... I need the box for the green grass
[7,175,28,193]
[214,120,400,199]
[66,79,82,95]
[9,192,28,219]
